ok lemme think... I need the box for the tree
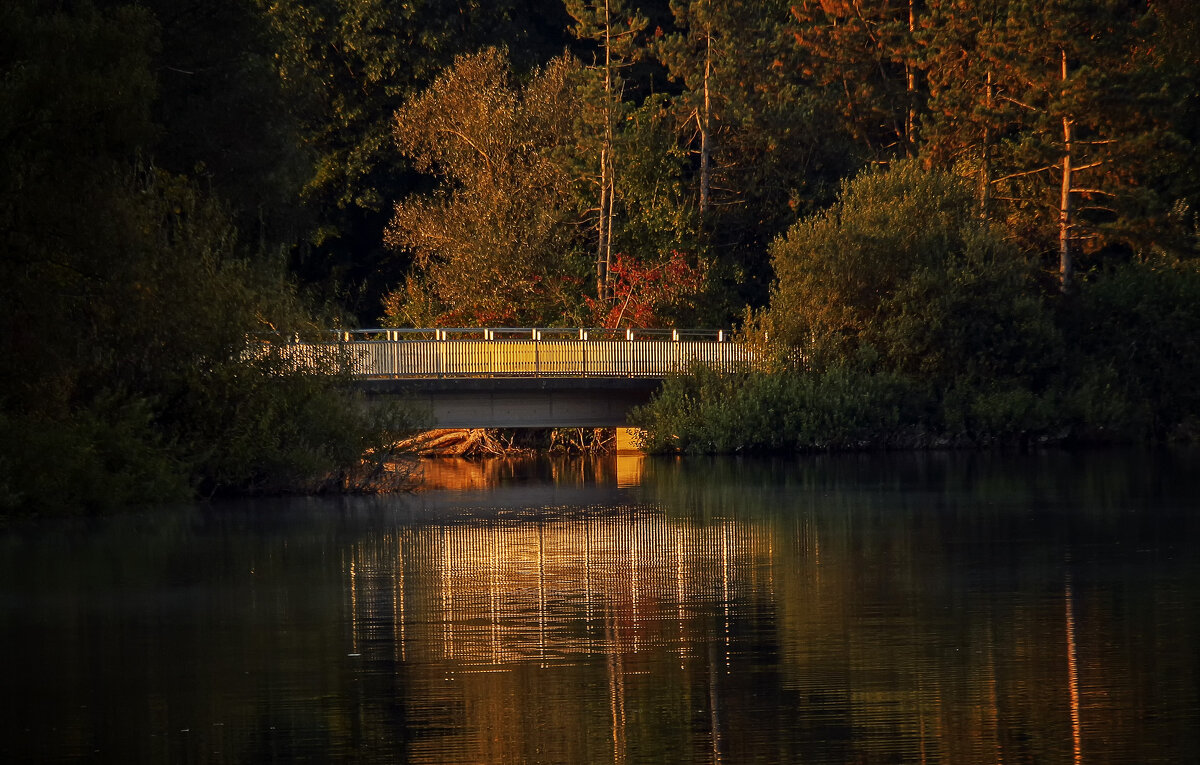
[655,1,721,218]
[382,49,590,326]
[0,1,414,512]
[768,162,1056,386]
[788,0,923,161]
[255,0,572,318]
[141,0,308,253]
[564,0,649,299]
[1143,0,1200,259]
[658,1,856,310]
[920,0,1180,289]
[585,250,706,328]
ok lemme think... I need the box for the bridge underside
[357,378,662,428]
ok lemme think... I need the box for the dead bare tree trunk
[905,0,917,155]
[699,31,712,217]
[595,0,617,300]
[1058,49,1074,291]
[980,70,993,217]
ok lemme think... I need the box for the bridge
[284,328,750,428]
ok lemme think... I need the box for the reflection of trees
[337,451,1200,763]
[636,451,1200,764]
[418,454,624,492]
[5,454,1196,762]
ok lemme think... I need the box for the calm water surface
[2,451,1198,763]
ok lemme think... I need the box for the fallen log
[397,428,531,456]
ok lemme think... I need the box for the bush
[1060,254,1200,439]
[1,171,422,514]
[768,161,1058,387]
[631,365,929,454]
[0,399,190,516]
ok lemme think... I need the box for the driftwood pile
[399,428,615,456]
[398,429,528,457]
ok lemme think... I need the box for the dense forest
[3,1,1199,510]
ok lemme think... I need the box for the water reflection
[345,508,781,762]
[418,453,646,491]
[1,451,1197,763]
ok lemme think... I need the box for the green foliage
[255,0,570,317]
[172,354,424,495]
[1061,254,1200,439]
[142,0,308,252]
[383,48,591,326]
[605,94,705,278]
[7,0,1200,483]
[0,399,189,516]
[631,365,927,454]
[639,161,1199,453]
[1,1,421,514]
[879,228,1061,388]
[769,161,1056,382]
[658,0,851,310]
[789,0,920,160]
[919,0,1190,272]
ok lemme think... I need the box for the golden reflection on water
[615,453,644,488]
[418,453,646,491]
[334,497,1166,765]
[4,452,1198,763]
[346,510,779,763]
[349,512,773,669]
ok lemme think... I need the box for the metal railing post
[436,328,444,378]
[581,329,587,376]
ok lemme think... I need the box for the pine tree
[564,0,648,300]
[658,1,843,308]
[789,0,923,161]
[921,0,1175,289]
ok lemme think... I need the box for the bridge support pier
[615,427,644,453]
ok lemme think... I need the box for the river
[2,450,1197,763]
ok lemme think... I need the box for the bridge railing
[272,328,751,379]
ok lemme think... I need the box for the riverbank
[628,366,1200,456]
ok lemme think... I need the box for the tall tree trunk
[905,0,917,154]
[699,31,711,217]
[596,142,609,299]
[600,0,619,302]
[604,150,615,299]
[980,70,993,217]
[1058,50,1074,291]
[596,0,615,300]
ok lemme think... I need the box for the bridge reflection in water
[348,513,769,666]
[5,455,1194,763]
[345,507,777,763]
[323,453,1197,765]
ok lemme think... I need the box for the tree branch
[435,128,494,171]
[998,94,1040,112]
[990,166,1055,184]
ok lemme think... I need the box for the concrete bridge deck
[281,328,750,427]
